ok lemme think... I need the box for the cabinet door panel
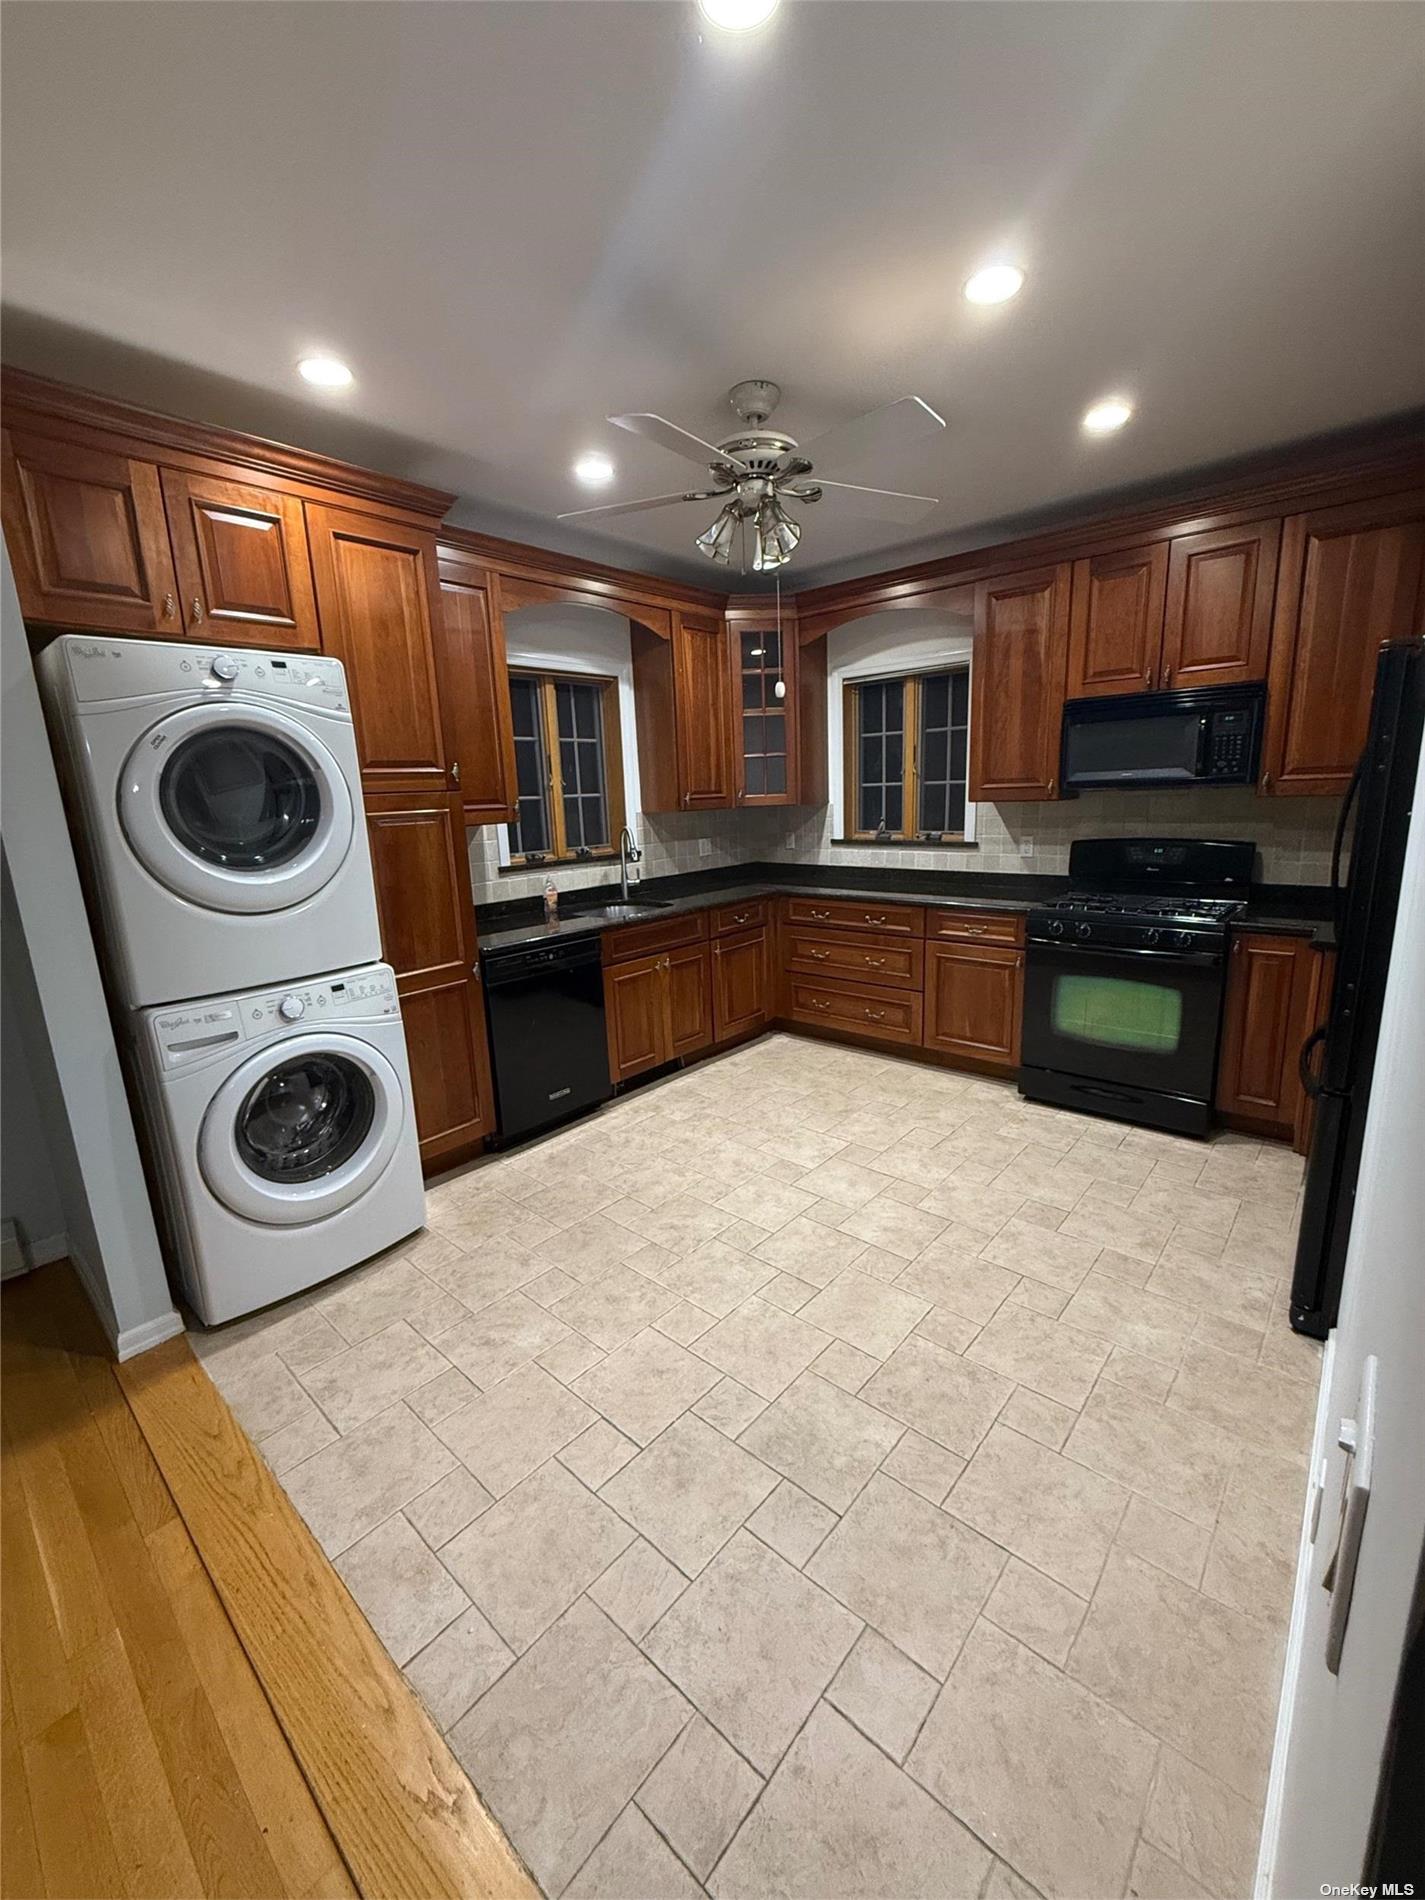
[728,613,798,806]
[673,610,735,809]
[1160,520,1279,689]
[712,929,769,1043]
[1215,933,1306,1132]
[668,945,713,1059]
[161,468,319,648]
[1264,496,1425,796]
[923,942,1022,1069]
[1067,543,1168,697]
[434,558,518,823]
[605,954,670,1081]
[308,505,447,790]
[3,430,180,633]
[970,565,1071,801]
[364,792,492,1166]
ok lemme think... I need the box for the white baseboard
[115,1309,186,1361]
[0,1220,69,1278]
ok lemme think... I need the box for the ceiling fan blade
[607,412,752,475]
[791,479,939,524]
[556,489,726,523]
[797,396,946,478]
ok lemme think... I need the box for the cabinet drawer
[783,929,924,991]
[786,977,923,1047]
[927,908,1025,946]
[782,895,924,937]
[603,909,707,963]
[709,897,770,936]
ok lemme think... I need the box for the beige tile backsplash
[469,786,1342,905]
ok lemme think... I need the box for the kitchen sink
[571,899,676,923]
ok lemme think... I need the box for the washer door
[119,702,354,913]
[199,1032,404,1226]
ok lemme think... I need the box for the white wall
[0,545,182,1356]
[1,855,68,1269]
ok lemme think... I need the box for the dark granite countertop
[477,862,1338,954]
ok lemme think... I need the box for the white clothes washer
[39,634,380,1007]
[133,962,425,1324]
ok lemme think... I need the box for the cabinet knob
[162,592,177,619]
[190,597,204,625]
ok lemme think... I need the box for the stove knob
[210,653,239,682]
[1075,923,1092,941]
[278,993,305,1022]
[1048,920,1065,938]
[1175,929,1194,948]
[1146,928,1161,945]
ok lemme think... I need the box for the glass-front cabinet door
[728,607,799,805]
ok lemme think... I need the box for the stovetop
[1037,892,1247,923]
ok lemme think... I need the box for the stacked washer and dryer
[39,635,426,1324]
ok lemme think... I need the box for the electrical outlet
[698,838,712,858]
[1019,835,1035,859]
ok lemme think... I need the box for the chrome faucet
[618,825,642,902]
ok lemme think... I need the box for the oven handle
[1026,939,1224,969]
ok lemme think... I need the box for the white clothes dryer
[39,634,380,1006]
[133,962,424,1324]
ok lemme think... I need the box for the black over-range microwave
[1060,683,1265,792]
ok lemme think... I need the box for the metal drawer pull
[865,956,886,967]
[864,1008,886,1022]
[808,948,830,960]
[809,907,831,920]
[810,997,831,1012]
[732,911,751,923]
[864,913,887,924]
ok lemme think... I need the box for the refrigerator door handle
[1299,1022,1330,1098]
[1330,756,1364,944]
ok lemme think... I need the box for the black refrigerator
[1290,638,1425,1338]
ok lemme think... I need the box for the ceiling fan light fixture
[698,0,778,31]
[572,451,615,486]
[1082,395,1135,436]
[695,504,739,565]
[963,264,1025,305]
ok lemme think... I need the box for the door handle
[162,592,177,620]
[1299,1023,1329,1098]
[450,760,461,787]
[190,596,205,625]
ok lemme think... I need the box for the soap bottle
[543,874,559,926]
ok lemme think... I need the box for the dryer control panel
[148,965,400,1069]
[60,635,349,712]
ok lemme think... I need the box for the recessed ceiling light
[1082,396,1134,436]
[298,355,353,388]
[698,0,778,31]
[963,264,1024,306]
[573,452,615,487]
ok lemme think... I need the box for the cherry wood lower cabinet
[712,929,770,1043]
[923,940,1023,1072]
[363,791,493,1169]
[604,952,673,1082]
[783,927,924,991]
[669,944,714,1059]
[1216,931,1320,1138]
[786,975,923,1048]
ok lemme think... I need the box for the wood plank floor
[1,1263,536,1900]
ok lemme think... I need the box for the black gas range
[1020,838,1255,1136]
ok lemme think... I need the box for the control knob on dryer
[210,653,239,682]
[278,993,305,1022]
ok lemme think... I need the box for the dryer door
[119,702,355,913]
[199,1032,404,1225]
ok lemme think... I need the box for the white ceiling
[4,1,1423,588]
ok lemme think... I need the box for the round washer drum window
[158,728,323,871]
[235,1054,377,1185]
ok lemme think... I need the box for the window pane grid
[509,673,619,862]
[739,629,787,798]
[847,668,968,842]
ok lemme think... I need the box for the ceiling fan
[557,379,946,572]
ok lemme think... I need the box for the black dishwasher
[482,935,612,1143]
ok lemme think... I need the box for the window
[507,671,625,864]
[843,668,970,841]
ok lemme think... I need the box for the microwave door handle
[1195,714,1212,776]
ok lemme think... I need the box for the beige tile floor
[193,1034,1323,1900]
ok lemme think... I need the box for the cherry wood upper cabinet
[1263,494,1425,797]
[363,790,493,1168]
[432,552,518,824]
[2,430,181,634]
[307,505,448,791]
[969,564,1071,801]
[160,468,320,650]
[1066,543,1168,698]
[1159,520,1280,690]
[673,610,736,809]
[726,604,800,806]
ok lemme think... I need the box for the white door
[119,701,354,912]
[1261,735,1425,1894]
[199,1032,404,1224]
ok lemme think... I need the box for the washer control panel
[61,634,348,712]
[148,965,400,1068]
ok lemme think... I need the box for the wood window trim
[842,667,971,844]
[507,668,626,866]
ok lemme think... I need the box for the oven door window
[1051,973,1184,1055]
